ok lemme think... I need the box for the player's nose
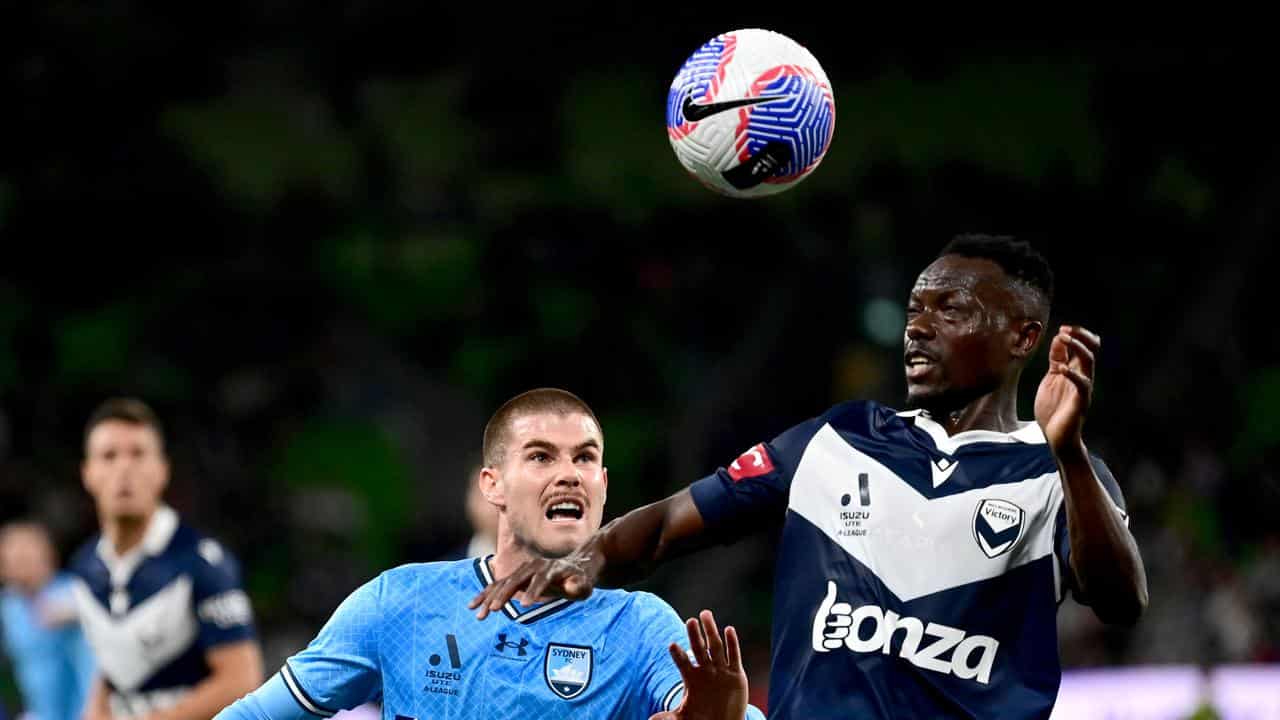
[905,313,936,341]
[553,467,581,487]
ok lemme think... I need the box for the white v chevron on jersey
[787,424,1063,603]
[72,575,199,690]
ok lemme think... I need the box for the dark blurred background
[2,5,1279,716]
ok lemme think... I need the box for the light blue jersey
[217,556,766,720]
[0,572,96,720]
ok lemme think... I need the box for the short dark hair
[84,397,165,452]
[939,234,1054,314]
[482,388,601,468]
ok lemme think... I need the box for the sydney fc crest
[973,499,1025,558]
[545,643,592,699]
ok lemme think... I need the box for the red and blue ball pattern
[666,33,737,141]
[733,65,835,184]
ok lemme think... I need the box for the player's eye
[575,452,597,464]
[528,451,550,463]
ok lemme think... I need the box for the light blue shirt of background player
[0,523,96,720]
[215,387,765,720]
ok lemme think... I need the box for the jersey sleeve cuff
[689,472,733,531]
[661,681,686,711]
[281,662,338,718]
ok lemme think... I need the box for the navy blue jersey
[69,506,255,718]
[690,401,1127,720]
[214,556,774,720]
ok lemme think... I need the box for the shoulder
[611,589,683,625]
[67,536,104,582]
[168,523,244,580]
[377,559,477,600]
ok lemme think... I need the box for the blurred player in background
[69,398,262,720]
[216,388,762,720]
[0,521,95,720]
[475,236,1149,719]
[436,460,498,561]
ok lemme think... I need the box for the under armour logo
[495,633,529,656]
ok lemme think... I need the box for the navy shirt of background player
[690,400,1128,720]
[69,505,255,718]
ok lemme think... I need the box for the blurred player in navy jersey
[474,236,1149,720]
[216,388,763,720]
[69,398,262,720]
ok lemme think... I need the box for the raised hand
[649,610,749,720]
[1035,325,1100,453]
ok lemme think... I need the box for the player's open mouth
[545,500,585,522]
[905,351,937,380]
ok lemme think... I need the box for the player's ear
[479,466,505,509]
[81,458,97,496]
[1011,319,1043,360]
[601,467,608,505]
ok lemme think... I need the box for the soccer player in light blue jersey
[0,521,95,720]
[216,388,765,720]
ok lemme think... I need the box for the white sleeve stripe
[662,681,685,711]
[280,664,335,718]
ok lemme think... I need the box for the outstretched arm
[471,488,710,618]
[1036,325,1148,625]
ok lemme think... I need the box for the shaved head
[482,388,602,468]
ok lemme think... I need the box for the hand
[1034,325,1099,453]
[468,550,599,620]
[650,610,749,720]
[81,705,112,720]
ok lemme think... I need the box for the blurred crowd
[3,5,1280,714]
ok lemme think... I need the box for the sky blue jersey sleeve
[632,592,692,716]
[215,574,385,720]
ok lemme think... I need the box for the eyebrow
[521,438,601,453]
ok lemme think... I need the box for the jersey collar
[94,505,179,612]
[895,410,1046,454]
[473,554,573,624]
[95,505,179,568]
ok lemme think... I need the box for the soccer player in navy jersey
[70,398,263,720]
[216,388,763,720]
[473,236,1149,719]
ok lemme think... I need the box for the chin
[533,536,585,560]
[904,385,944,410]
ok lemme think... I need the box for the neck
[102,510,155,557]
[490,524,539,604]
[926,380,1022,436]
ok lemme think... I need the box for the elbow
[1095,583,1149,627]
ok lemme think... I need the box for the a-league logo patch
[973,498,1025,558]
[545,643,593,699]
[727,443,774,482]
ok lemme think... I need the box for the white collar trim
[896,410,1046,454]
[96,505,179,568]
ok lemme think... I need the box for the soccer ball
[665,28,835,198]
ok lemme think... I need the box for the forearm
[154,649,262,720]
[84,676,112,720]
[1058,442,1148,625]
[593,488,707,587]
